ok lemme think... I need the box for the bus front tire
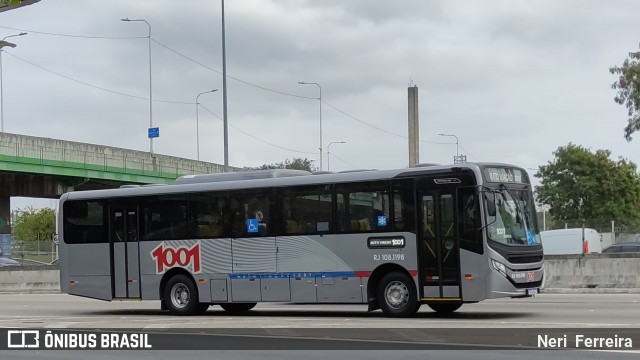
[427,302,462,313]
[163,274,202,316]
[220,303,257,314]
[377,272,420,318]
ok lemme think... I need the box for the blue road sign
[148,127,160,138]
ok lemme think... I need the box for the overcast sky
[3,0,640,209]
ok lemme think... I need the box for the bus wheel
[220,303,257,314]
[163,274,200,316]
[427,302,462,313]
[377,272,419,318]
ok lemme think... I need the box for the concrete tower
[408,85,419,167]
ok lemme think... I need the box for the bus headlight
[491,259,507,277]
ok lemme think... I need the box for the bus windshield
[484,186,541,246]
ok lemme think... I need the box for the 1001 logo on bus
[150,242,201,274]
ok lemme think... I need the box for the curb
[542,288,640,294]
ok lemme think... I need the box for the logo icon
[150,242,201,274]
[526,272,535,282]
[246,218,259,233]
[7,330,40,348]
[377,215,388,227]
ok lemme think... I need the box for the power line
[3,27,473,157]
[4,52,192,104]
[321,100,458,145]
[154,39,472,153]
[152,39,316,100]
[458,145,477,161]
[198,104,318,155]
[156,38,418,152]
[0,25,145,39]
[8,49,318,156]
[321,100,407,140]
[5,52,148,100]
[328,152,359,169]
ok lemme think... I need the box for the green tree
[610,44,640,141]
[535,143,640,226]
[249,157,318,172]
[13,207,56,241]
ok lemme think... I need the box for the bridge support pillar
[0,197,10,234]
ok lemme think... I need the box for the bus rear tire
[163,274,201,316]
[220,303,257,314]
[377,272,419,318]
[427,302,462,313]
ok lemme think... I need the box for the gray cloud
[0,0,638,180]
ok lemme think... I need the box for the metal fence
[11,237,58,265]
[538,216,640,250]
[541,218,640,235]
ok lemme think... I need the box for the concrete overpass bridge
[0,132,232,234]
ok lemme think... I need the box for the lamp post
[0,32,26,133]
[221,0,230,172]
[298,81,322,171]
[121,18,153,154]
[195,89,218,161]
[327,141,345,171]
[438,133,462,163]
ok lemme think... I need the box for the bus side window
[336,193,351,232]
[229,191,272,238]
[458,187,483,254]
[141,196,187,241]
[188,193,228,239]
[336,182,391,233]
[63,200,107,244]
[392,179,415,232]
[281,185,333,235]
[230,205,246,238]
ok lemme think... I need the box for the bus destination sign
[484,167,525,184]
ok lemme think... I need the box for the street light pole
[298,81,322,171]
[122,18,153,154]
[0,32,26,133]
[195,89,218,161]
[221,0,230,172]
[438,133,458,156]
[438,133,460,163]
[327,141,345,171]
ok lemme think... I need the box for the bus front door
[110,206,141,299]
[418,184,461,301]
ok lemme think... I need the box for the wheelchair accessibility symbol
[246,218,259,233]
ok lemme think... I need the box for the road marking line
[44,322,79,329]
[391,329,446,342]
[263,328,296,336]
[144,324,170,329]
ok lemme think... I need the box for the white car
[0,258,19,267]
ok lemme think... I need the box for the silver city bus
[58,163,543,317]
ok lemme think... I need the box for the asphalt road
[3,350,640,360]
[1,293,639,359]
[0,293,638,329]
